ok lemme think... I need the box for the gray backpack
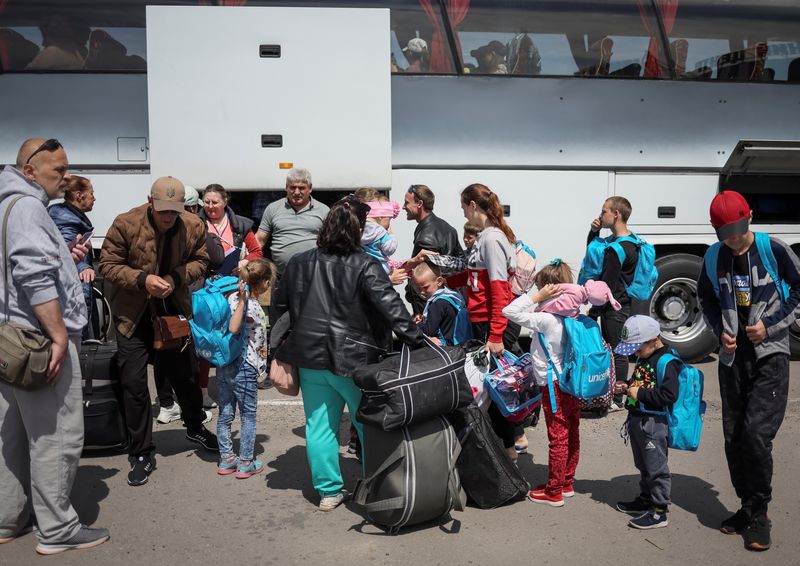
[354,417,465,533]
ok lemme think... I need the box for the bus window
[668,0,800,82]
[0,1,148,72]
[446,0,667,78]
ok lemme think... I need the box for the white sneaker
[608,401,626,412]
[202,394,218,409]
[202,410,213,424]
[318,492,345,511]
[156,403,181,424]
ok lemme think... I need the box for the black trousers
[116,322,206,457]
[472,320,523,449]
[718,350,790,515]
[598,306,631,383]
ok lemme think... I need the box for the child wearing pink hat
[504,259,621,507]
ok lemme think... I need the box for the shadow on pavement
[265,445,318,504]
[71,464,118,525]
[577,473,731,529]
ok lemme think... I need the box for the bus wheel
[633,254,717,362]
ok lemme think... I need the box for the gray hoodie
[0,165,87,335]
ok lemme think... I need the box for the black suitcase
[80,340,127,452]
[449,405,529,509]
[354,417,465,533]
[354,338,473,431]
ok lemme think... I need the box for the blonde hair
[354,187,380,203]
[241,258,276,289]
[605,196,632,222]
[534,261,574,287]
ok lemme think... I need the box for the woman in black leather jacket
[273,195,423,511]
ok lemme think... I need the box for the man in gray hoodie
[0,138,109,555]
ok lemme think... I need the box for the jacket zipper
[344,337,387,352]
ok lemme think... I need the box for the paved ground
[2,358,799,566]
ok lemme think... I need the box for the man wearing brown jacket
[99,176,218,486]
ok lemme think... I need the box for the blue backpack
[538,315,611,412]
[190,276,246,367]
[640,351,706,451]
[430,294,473,346]
[578,232,658,301]
[703,232,789,302]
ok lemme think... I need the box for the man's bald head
[16,138,48,168]
[15,137,70,199]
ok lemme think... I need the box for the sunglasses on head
[26,138,62,164]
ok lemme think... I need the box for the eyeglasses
[26,139,62,164]
[407,185,420,199]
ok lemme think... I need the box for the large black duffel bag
[449,405,529,509]
[80,339,127,452]
[354,417,464,533]
[354,337,473,431]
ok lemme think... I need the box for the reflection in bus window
[448,0,666,78]
[668,0,800,82]
[25,15,89,71]
[401,37,430,73]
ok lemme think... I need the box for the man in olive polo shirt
[255,168,329,274]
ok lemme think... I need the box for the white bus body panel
[146,6,391,190]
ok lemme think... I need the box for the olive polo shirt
[258,197,330,273]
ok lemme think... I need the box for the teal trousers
[298,368,364,497]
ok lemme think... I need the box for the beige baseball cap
[151,176,185,213]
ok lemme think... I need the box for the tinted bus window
[0,1,456,74]
[668,0,800,82]
[447,0,667,78]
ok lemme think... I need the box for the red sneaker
[535,483,575,498]
[527,488,565,507]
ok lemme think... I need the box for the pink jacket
[535,280,621,317]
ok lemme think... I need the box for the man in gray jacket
[0,138,109,555]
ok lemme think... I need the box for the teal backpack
[640,350,706,451]
[538,315,611,413]
[578,232,658,301]
[190,276,246,367]
[429,294,473,346]
[703,232,789,301]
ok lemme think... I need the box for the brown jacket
[98,204,208,338]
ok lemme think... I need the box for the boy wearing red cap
[698,190,800,551]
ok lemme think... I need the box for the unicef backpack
[510,240,537,296]
[538,314,611,412]
[190,276,245,367]
[578,232,658,301]
[703,232,789,302]
[430,294,473,346]
[641,351,706,451]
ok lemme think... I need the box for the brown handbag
[152,313,192,351]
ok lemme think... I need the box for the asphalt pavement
[1,358,799,566]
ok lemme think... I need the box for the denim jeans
[216,357,259,461]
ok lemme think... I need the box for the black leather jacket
[273,248,424,378]
[405,213,465,314]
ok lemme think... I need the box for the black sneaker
[127,454,156,486]
[35,525,110,555]
[720,508,751,535]
[186,426,219,452]
[629,510,668,530]
[616,496,652,515]
[743,514,771,551]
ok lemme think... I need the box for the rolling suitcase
[80,339,127,451]
[354,417,465,533]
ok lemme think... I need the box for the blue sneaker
[235,459,264,479]
[629,510,668,530]
[217,455,239,476]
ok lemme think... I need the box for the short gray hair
[286,168,312,187]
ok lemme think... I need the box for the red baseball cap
[710,191,751,240]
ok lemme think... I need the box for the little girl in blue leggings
[216,259,275,478]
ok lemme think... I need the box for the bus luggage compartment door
[145,6,391,190]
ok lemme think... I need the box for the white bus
[2,0,800,360]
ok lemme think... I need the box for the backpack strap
[608,233,641,267]
[537,332,562,413]
[515,240,537,259]
[754,232,789,302]
[703,242,722,299]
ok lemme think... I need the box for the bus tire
[631,253,717,363]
